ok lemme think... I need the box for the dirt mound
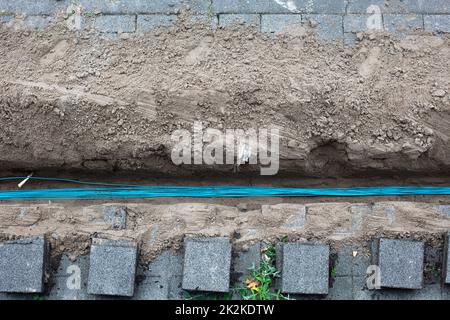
[0,18,449,177]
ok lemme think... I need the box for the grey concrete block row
[212,0,347,14]
[347,0,450,14]
[343,14,424,33]
[0,0,210,15]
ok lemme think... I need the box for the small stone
[432,89,446,97]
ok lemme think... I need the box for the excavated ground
[0,19,449,177]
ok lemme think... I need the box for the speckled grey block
[279,243,329,295]
[378,238,424,289]
[0,236,46,293]
[182,237,231,292]
[103,206,127,229]
[87,238,138,297]
[444,232,450,284]
[424,15,450,33]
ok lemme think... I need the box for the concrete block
[0,236,46,293]
[304,14,343,42]
[212,0,290,14]
[103,206,127,229]
[424,15,450,33]
[24,16,55,29]
[347,0,420,14]
[261,14,302,33]
[48,255,90,300]
[87,238,138,297]
[344,14,371,33]
[383,14,423,34]
[444,232,450,284]
[79,0,210,14]
[212,0,345,14]
[418,1,450,14]
[335,246,353,276]
[136,14,177,32]
[327,276,353,300]
[0,0,68,15]
[219,14,260,27]
[189,15,218,28]
[0,16,13,23]
[344,32,358,47]
[378,238,424,289]
[94,15,135,33]
[279,242,329,295]
[437,204,450,217]
[182,237,231,292]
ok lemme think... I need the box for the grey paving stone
[136,14,177,32]
[418,1,450,14]
[48,255,90,300]
[352,276,379,300]
[212,0,290,14]
[327,276,353,300]
[24,16,55,29]
[0,0,68,15]
[87,238,138,297]
[182,237,232,293]
[279,243,329,295]
[304,14,343,42]
[79,0,210,14]
[335,246,353,276]
[0,15,13,23]
[347,0,420,14]
[383,14,423,35]
[134,276,169,300]
[233,242,261,279]
[344,32,358,47]
[219,14,260,27]
[344,14,372,33]
[437,204,450,217]
[0,236,47,293]
[261,14,302,33]
[103,206,127,229]
[444,232,450,284]
[424,15,450,33]
[378,238,424,289]
[212,0,345,14]
[94,15,136,33]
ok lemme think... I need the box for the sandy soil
[0,201,448,264]
[0,15,449,177]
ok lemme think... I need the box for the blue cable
[0,176,449,200]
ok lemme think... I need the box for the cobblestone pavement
[1,1,450,45]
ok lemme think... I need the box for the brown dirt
[0,15,449,177]
[0,201,449,264]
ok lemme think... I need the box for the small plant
[207,4,215,19]
[432,264,441,281]
[84,11,95,18]
[239,242,288,300]
[32,294,46,301]
[330,266,337,278]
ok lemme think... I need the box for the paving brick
[279,242,329,295]
[418,1,450,14]
[424,15,450,33]
[213,0,345,14]
[79,0,210,14]
[347,0,420,14]
[0,15,13,23]
[103,206,127,229]
[444,232,450,284]
[304,14,343,42]
[261,14,302,33]
[335,246,353,276]
[344,32,358,47]
[383,14,423,35]
[219,14,260,27]
[378,238,424,289]
[24,16,55,29]
[48,255,90,300]
[327,276,353,300]
[0,236,46,293]
[87,238,138,297]
[94,15,135,33]
[136,14,177,32]
[0,0,68,15]
[182,237,231,292]
[344,14,383,33]
[212,0,290,14]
